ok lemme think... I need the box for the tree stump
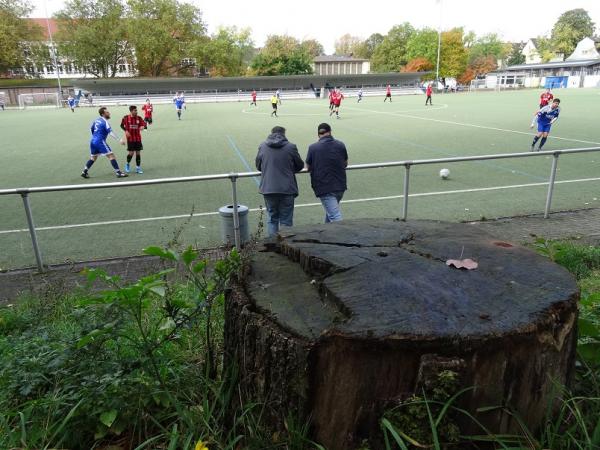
[224,219,578,449]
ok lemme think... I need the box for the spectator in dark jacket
[256,126,304,236]
[305,123,348,223]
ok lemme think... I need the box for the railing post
[402,163,411,221]
[20,193,45,272]
[229,174,241,250]
[544,152,560,219]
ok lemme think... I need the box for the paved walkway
[1,208,599,303]
[470,207,600,245]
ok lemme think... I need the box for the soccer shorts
[90,141,112,155]
[144,117,153,124]
[127,141,143,152]
[386,93,391,97]
[272,103,277,110]
[537,122,552,133]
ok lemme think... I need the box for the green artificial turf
[1,88,599,269]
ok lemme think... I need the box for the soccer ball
[439,168,450,179]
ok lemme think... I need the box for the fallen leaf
[446,258,478,270]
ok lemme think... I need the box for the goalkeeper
[530,98,560,152]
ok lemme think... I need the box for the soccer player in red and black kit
[539,88,553,108]
[250,90,257,106]
[384,84,392,102]
[141,99,153,128]
[120,105,146,174]
[329,89,344,119]
[328,88,336,111]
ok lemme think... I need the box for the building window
[181,58,196,67]
[119,64,127,73]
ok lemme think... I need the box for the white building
[493,36,600,89]
[522,39,542,64]
[566,37,600,61]
[312,56,370,76]
[21,18,136,79]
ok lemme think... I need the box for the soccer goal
[468,79,487,92]
[18,92,60,109]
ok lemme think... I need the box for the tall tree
[439,28,468,79]
[551,8,595,57]
[250,35,312,76]
[534,36,557,62]
[507,42,526,66]
[459,55,498,84]
[300,39,324,57]
[197,26,253,77]
[0,0,44,74]
[370,23,415,72]
[468,33,510,63]
[405,28,438,65]
[55,0,131,78]
[363,33,384,58]
[401,57,434,73]
[127,0,206,77]
[334,34,363,56]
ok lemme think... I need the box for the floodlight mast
[44,0,62,102]
[435,0,442,84]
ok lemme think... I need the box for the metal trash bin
[218,204,249,246]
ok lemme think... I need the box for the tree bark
[225,219,578,450]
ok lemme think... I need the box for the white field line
[242,103,449,116]
[341,104,600,146]
[2,176,599,235]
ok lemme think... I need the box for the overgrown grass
[2,238,599,449]
[0,244,319,449]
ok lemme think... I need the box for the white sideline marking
[1,177,599,235]
[342,104,600,146]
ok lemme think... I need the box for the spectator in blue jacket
[305,123,348,223]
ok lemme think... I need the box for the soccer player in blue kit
[81,107,128,178]
[67,95,76,112]
[174,93,185,120]
[530,98,561,151]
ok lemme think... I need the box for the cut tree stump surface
[231,219,579,449]
[247,219,577,341]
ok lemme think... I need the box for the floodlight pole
[435,0,443,84]
[44,0,62,101]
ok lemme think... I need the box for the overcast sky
[31,0,600,54]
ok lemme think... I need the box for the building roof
[25,18,59,40]
[314,55,369,63]
[504,59,600,71]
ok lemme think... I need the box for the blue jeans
[263,194,295,237]
[319,191,344,223]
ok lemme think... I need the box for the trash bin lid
[219,204,249,216]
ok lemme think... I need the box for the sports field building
[481,36,600,90]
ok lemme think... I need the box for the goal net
[18,92,60,109]
[468,79,487,92]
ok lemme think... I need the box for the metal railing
[1,147,599,272]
